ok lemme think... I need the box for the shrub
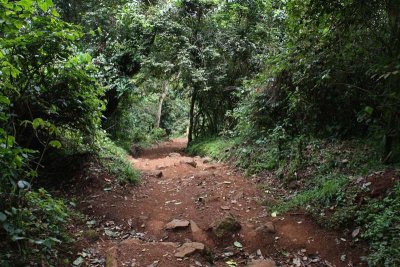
[95,131,140,184]
[0,189,72,266]
[357,182,400,267]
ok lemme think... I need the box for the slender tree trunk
[382,0,400,163]
[155,82,168,128]
[188,87,198,145]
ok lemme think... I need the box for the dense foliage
[1,0,400,265]
[235,0,400,161]
[0,0,136,265]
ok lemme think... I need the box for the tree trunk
[154,82,168,128]
[188,87,198,145]
[382,0,400,163]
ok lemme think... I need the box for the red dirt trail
[75,138,368,267]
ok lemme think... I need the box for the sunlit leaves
[0,96,10,105]
[0,0,104,194]
[49,140,61,149]
[37,0,53,12]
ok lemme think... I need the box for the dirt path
[75,139,367,267]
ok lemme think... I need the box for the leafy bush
[0,189,72,266]
[0,1,107,265]
[275,176,349,213]
[1,0,105,190]
[187,137,236,160]
[276,178,400,267]
[104,93,167,150]
[95,131,140,184]
[357,183,400,267]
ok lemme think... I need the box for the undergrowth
[60,129,140,184]
[0,189,74,266]
[0,130,139,266]
[188,135,400,266]
[95,131,140,184]
[187,137,236,160]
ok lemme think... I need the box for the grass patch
[187,137,237,160]
[96,132,140,184]
[275,175,350,213]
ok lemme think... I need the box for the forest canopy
[1,0,400,266]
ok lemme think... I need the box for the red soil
[73,138,368,267]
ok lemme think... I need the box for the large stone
[247,259,276,267]
[203,157,212,164]
[186,160,198,168]
[213,215,241,239]
[130,145,142,158]
[190,220,209,244]
[256,222,276,235]
[190,220,201,233]
[83,229,100,242]
[169,152,181,157]
[148,171,163,178]
[174,242,205,258]
[105,246,118,267]
[165,219,190,230]
[195,171,213,178]
[204,166,217,171]
[264,222,276,234]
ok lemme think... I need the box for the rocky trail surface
[72,139,367,267]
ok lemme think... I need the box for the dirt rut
[76,139,367,267]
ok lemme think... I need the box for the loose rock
[213,215,241,238]
[264,222,276,234]
[165,219,190,230]
[174,242,205,258]
[190,220,209,244]
[256,221,276,235]
[130,145,142,158]
[105,247,118,267]
[203,157,211,164]
[195,171,212,178]
[187,161,197,168]
[190,220,201,233]
[148,171,163,178]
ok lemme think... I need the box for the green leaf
[37,0,53,12]
[0,96,10,105]
[226,260,237,267]
[11,236,25,241]
[6,135,15,147]
[364,106,374,115]
[51,8,59,16]
[32,118,44,129]
[49,140,62,149]
[233,241,243,248]
[0,212,7,222]
[17,180,31,189]
[17,0,34,10]
[73,257,84,266]
[104,229,118,237]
